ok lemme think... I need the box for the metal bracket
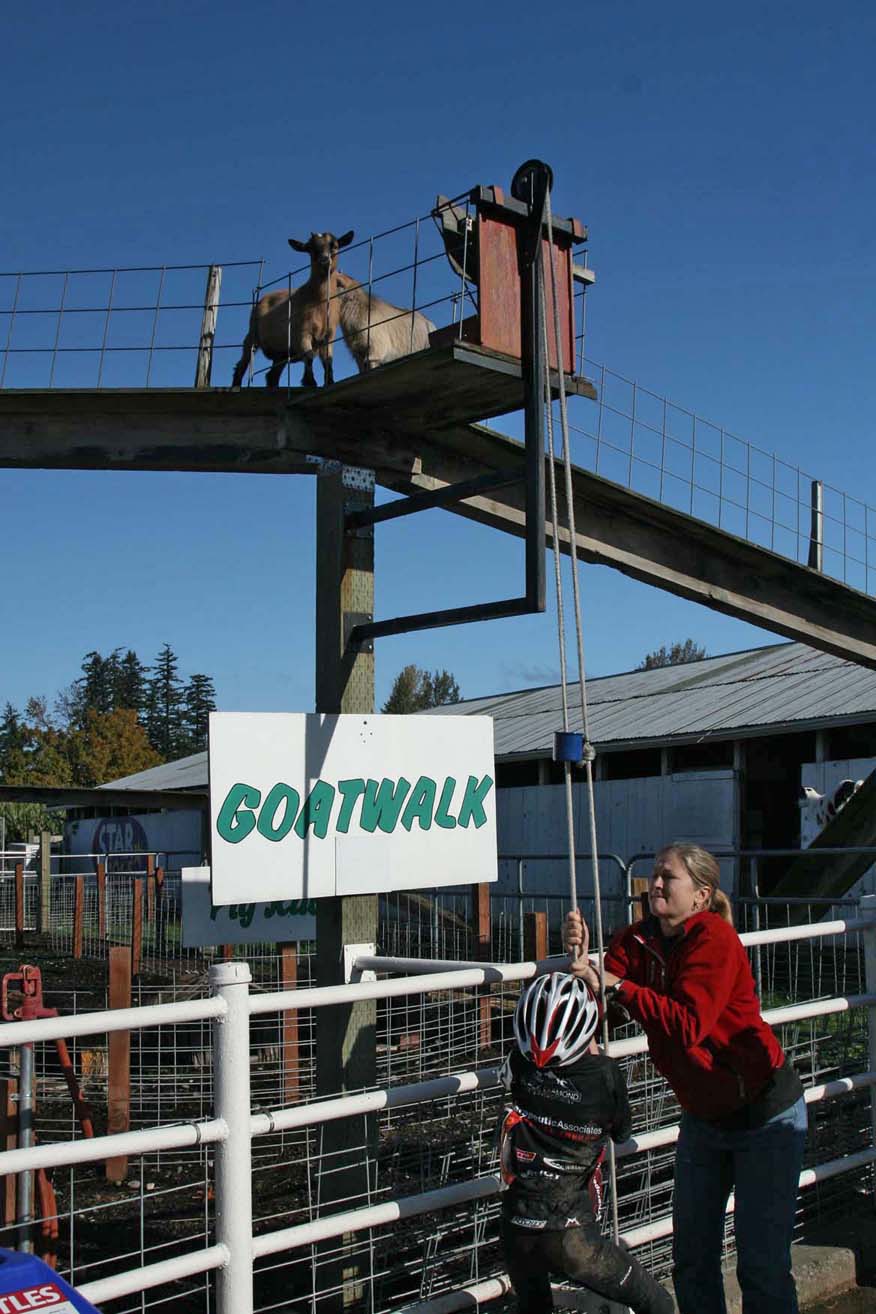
[344,943,377,984]
[344,612,373,652]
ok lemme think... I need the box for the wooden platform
[1,342,876,669]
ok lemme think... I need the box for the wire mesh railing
[1,914,875,1314]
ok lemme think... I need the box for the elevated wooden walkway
[2,342,876,668]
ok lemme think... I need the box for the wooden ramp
[2,342,876,668]
[771,770,876,912]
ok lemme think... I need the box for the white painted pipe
[622,1146,876,1249]
[78,1243,228,1304]
[250,967,533,1016]
[353,954,567,977]
[395,1274,513,1314]
[614,1071,876,1160]
[252,1068,501,1137]
[251,1173,500,1259]
[607,993,876,1058]
[0,1117,226,1176]
[211,961,255,1314]
[739,917,876,948]
[0,995,226,1047]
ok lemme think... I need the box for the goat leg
[265,359,287,389]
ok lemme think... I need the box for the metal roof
[100,642,876,791]
[101,751,207,792]
[430,642,876,757]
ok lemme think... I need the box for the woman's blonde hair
[657,842,733,925]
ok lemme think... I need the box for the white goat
[231,230,354,388]
[334,271,435,373]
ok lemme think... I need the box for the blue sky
[3,1,875,716]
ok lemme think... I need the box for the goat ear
[288,238,309,252]
[336,230,355,248]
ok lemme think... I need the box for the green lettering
[256,782,300,842]
[294,779,336,839]
[401,776,437,832]
[216,782,261,844]
[457,774,494,829]
[360,777,411,833]
[336,778,367,832]
[238,902,255,929]
[434,776,458,829]
[209,904,220,921]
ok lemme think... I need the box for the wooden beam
[106,948,131,1183]
[383,423,876,670]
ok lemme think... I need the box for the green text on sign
[215,774,495,845]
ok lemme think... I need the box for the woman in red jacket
[563,842,806,1314]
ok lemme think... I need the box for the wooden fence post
[96,862,106,941]
[523,910,548,963]
[14,863,24,948]
[131,877,143,976]
[280,944,300,1105]
[106,948,131,1183]
[145,854,156,923]
[0,1078,16,1226]
[472,883,492,1049]
[39,831,52,936]
[195,265,222,389]
[631,877,650,918]
[72,877,84,959]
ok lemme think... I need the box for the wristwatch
[604,979,626,1005]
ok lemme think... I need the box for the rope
[541,188,621,1248]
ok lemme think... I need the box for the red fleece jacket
[605,911,786,1119]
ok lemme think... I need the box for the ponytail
[709,887,734,926]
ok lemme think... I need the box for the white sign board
[181,866,316,946]
[208,712,497,906]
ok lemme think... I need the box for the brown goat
[231,230,354,388]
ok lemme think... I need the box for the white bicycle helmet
[513,971,600,1068]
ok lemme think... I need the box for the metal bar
[0,1117,226,1176]
[79,1244,229,1305]
[345,472,519,530]
[1,274,22,388]
[809,478,824,570]
[16,1043,34,1251]
[211,961,254,1314]
[0,996,226,1047]
[350,594,535,646]
[96,268,117,388]
[48,272,68,388]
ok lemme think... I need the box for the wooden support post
[131,877,143,976]
[14,862,24,948]
[106,948,131,1183]
[0,1078,17,1226]
[195,265,222,389]
[222,944,234,961]
[472,883,492,1048]
[96,862,106,940]
[314,463,377,1311]
[523,910,548,963]
[72,876,84,959]
[631,877,650,918]
[280,944,300,1105]
[39,831,51,936]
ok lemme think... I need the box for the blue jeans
[672,1095,808,1314]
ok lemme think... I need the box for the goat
[231,230,354,388]
[334,271,435,373]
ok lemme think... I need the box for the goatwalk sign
[208,711,497,905]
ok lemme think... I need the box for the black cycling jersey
[499,1047,632,1229]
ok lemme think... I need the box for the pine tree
[637,639,708,670]
[146,643,184,758]
[181,674,216,754]
[72,650,119,722]
[382,665,461,713]
[113,650,148,719]
[0,703,27,781]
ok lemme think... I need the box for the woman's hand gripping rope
[563,909,620,994]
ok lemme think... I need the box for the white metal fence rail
[2,904,876,1313]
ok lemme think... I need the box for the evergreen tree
[181,674,216,754]
[71,650,119,723]
[146,643,184,758]
[0,703,27,781]
[382,665,461,713]
[637,639,708,670]
[113,649,148,719]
